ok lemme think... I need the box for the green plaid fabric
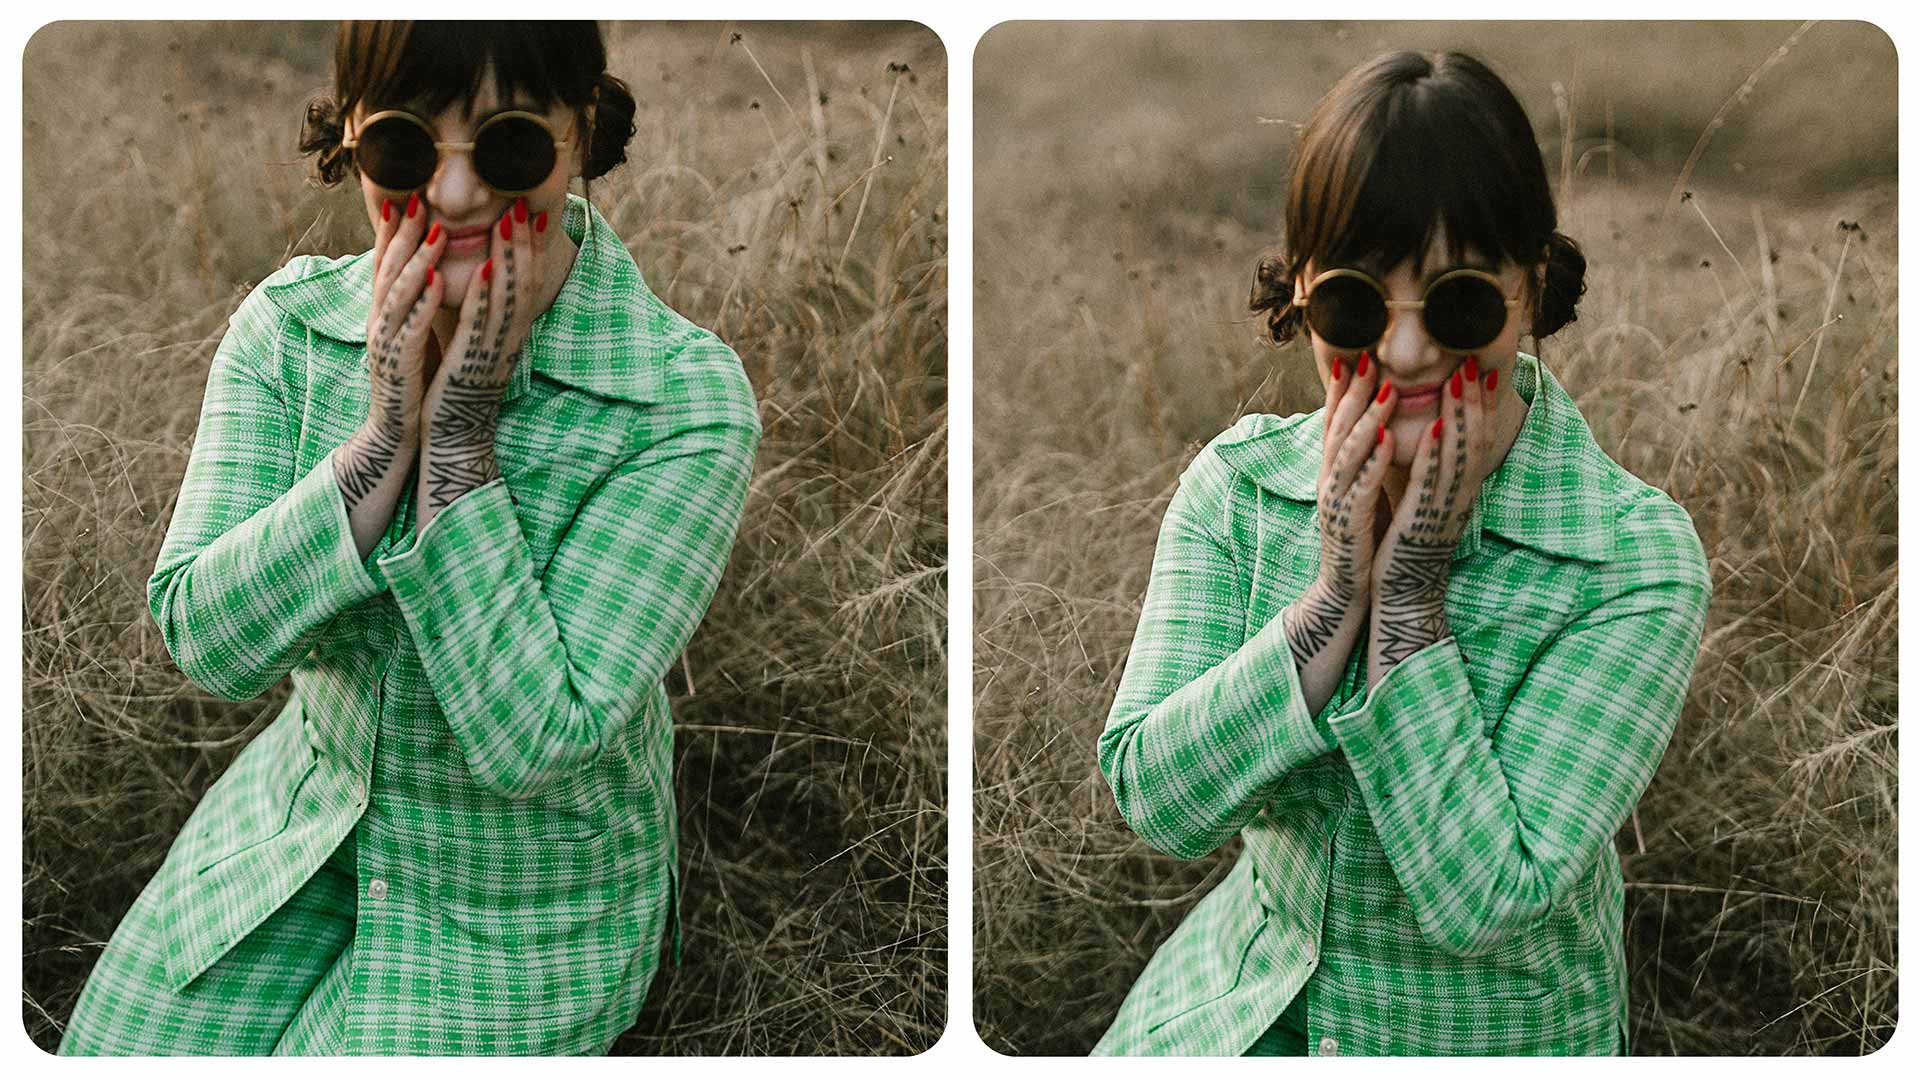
[1094,352,1711,1056]
[59,194,760,1055]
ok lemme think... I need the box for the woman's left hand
[417,197,547,527]
[1368,357,1495,672]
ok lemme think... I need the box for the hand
[1369,356,1495,668]
[338,192,445,512]
[417,197,547,524]
[1290,349,1397,668]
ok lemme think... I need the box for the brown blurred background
[974,21,1895,1055]
[23,20,946,1054]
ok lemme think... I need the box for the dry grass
[21,21,946,1055]
[973,21,1895,1055]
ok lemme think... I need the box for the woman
[1092,51,1711,1057]
[58,22,760,1056]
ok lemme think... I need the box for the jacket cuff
[300,451,382,606]
[375,479,523,635]
[1325,635,1477,803]
[1245,611,1336,767]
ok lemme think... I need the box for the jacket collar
[260,193,665,405]
[1213,351,1618,563]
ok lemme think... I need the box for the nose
[1375,305,1440,384]
[424,146,491,223]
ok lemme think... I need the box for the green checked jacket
[133,194,758,1053]
[1094,352,1711,1057]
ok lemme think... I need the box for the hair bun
[298,96,350,186]
[584,73,637,180]
[1249,253,1301,345]
[1532,230,1587,338]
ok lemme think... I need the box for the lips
[443,224,492,255]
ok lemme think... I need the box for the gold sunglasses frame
[1295,266,1524,351]
[341,109,577,196]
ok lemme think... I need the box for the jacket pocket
[189,697,318,875]
[1315,976,1579,1055]
[1135,861,1271,1038]
[434,825,640,1024]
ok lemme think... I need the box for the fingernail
[1450,370,1463,399]
[381,199,393,222]
[500,215,512,241]
[515,197,528,223]
[425,223,441,245]
[1432,416,1443,439]
[535,211,548,234]
[426,267,434,285]
[1487,369,1499,392]
[1376,382,1391,404]
[406,192,419,218]
[1332,359,1342,381]
[481,259,492,283]
[1357,351,1370,377]
[1465,355,1479,382]
[1376,423,1385,445]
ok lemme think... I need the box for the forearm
[1282,580,1366,717]
[333,425,418,560]
[1367,589,1450,689]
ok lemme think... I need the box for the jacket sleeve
[1097,446,1336,860]
[375,345,760,800]
[147,280,383,701]
[1326,497,1712,957]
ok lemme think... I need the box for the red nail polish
[425,223,441,245]
[1376,383,1391,404]
[1432,416,1443,439]
[515,197,528,223]
[481,259,492,283]
[1465,355,1479,382]
[1376,423,1385,445]
[426,267,434,286]
[1487,369,1498,392]
[406,192,419,218]
[534,211,548,234]
[381,199,393,222]
[1357,352,1370,378]
[500,215,512,241]
[1450,370,1463,399]
[1332,359,1342,381]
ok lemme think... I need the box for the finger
[370,196,403,312]
[375,191,427,310]
[487,209,517,362]
[513,197,537,311]
[529,200,549,303]
[1323,351,1350,448]
[1331,378,1395,499]
[379,217,444,338]
[399,258,445,367]
[1328,349,1380,451]
[1436,364,1467,528]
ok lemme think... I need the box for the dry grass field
[973,21,1895,1055]
[22,21,946,1054]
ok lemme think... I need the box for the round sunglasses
[1297,266,1523,353]
[342,109,574,196]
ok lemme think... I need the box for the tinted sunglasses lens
[357,118,436,190]
[1424,276,1509,351]
[1305,276,1386,350]
[475,117,557,193]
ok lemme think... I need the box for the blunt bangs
[1287,51,1556,284]
[338,22,602,120]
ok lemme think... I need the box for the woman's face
[1300,229,1536,468]
[350,68,585,309]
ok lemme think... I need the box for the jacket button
[1318,1035,1340,1056]
[1303,936,1317,962]
[367,878,389,901]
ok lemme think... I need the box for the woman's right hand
[337,193,445,512]
[1314,349,1396,612]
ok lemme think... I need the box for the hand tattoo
[423,243,516,513]
[337,302,422,510]
[1374,425,1459,666]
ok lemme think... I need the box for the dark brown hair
[1250,50,1586,346]
[298,21,637,188]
